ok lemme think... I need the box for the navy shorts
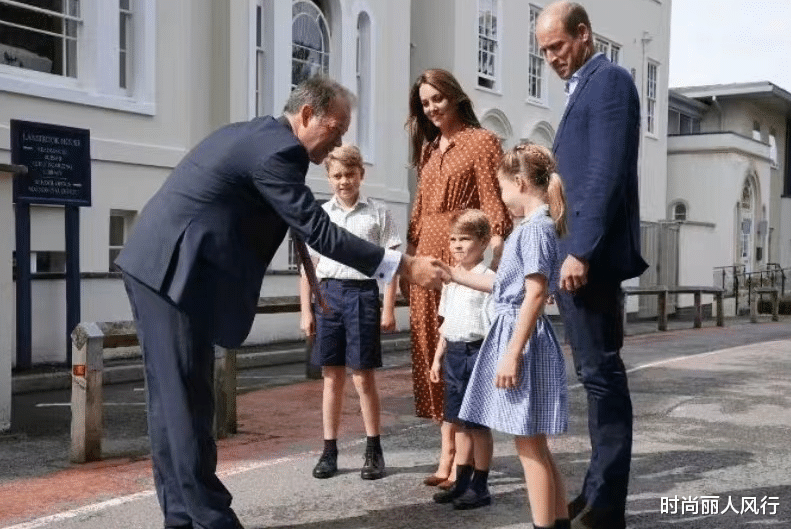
[311,279,382,370]
[443,340,488,430]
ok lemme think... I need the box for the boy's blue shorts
[443,339,488,430]
[311,278,382,370]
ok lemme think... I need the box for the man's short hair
[562,2,592,38]
[283,76,355,117]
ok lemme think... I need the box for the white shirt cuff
[372,248,401,283]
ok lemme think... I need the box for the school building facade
[22,0,791,431]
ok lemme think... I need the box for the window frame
[355,9,374,161]
[291,0,330,90]
[0,0,81,78]
[594,34,621,64]
[0,0,157,115]
[476,0,500,92]
[526,4,546,105]
[646,60,658,136]
[108,209,137,272]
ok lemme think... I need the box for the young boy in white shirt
[299,144,401,480]
[429,209,495,509]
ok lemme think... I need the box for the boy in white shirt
[429,209,495,509]
[299,144,401,481]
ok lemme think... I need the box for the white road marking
[8,341,788,529]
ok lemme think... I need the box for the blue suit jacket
[553,54,648,282]
[116,116,385,347]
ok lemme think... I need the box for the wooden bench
[623,286,724,332]
[69,294,408,463]
[751,287,780,323]
[70,321,239,463]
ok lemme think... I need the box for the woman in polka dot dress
[404,69,512,487]
[451,143,570,529]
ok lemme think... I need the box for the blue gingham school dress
[458,205,568,436]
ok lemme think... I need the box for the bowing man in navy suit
[537,3,648,529]
[115,76,449,529]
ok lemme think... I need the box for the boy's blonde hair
[498,142,567,237]
[449,209,491,243]
[324,144,365,173]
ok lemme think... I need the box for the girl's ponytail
[547,172,567,238]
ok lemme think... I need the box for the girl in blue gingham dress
[450,143,569,529]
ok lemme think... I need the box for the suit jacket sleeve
[252,144,385,277]
[567,67,640,262]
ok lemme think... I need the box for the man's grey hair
[283,76,356,117]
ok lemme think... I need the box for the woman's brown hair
[406,69,481,167]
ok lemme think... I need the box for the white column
[0,166,20,432]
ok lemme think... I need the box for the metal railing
[713,264,789,315]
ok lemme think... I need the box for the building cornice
[668,131,773,163]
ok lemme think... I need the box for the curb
[11,333,413,395]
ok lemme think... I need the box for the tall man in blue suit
[115,77,449,529]
[537,3,648,529]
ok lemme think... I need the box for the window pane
[109,215,125,246]
[0,0,80,77]
[291,1,329,89]
[119,50,126,89]
[256,5,262,47]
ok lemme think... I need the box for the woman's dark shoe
[312,451,338,479]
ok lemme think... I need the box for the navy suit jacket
[553,54,648,282]
[116,116,385,347]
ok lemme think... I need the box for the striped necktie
[291,229,330,314]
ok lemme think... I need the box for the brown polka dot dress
[407,126,512,420]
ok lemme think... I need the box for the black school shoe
[360,447,386,480]
[312,451,338,479]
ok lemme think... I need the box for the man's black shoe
[571,504,626,529]
[312,451,338,479]
[568,494,587,520]
[360,448,385,480]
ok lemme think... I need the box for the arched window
[673,202,687,221]
[480,109,512,147]
[291,0,330,89]
[356,11,372,158]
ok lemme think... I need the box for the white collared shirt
[565,51,604,104]
[438,262,495,342]
[311,195,402,281]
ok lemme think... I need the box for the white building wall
[1,0,672,364]
[667,134,773,294]
[677,222,719,306]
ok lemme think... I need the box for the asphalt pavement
[1,314,790,528]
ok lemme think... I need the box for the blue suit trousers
[123,272,240,529]
[557,280,632,518]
